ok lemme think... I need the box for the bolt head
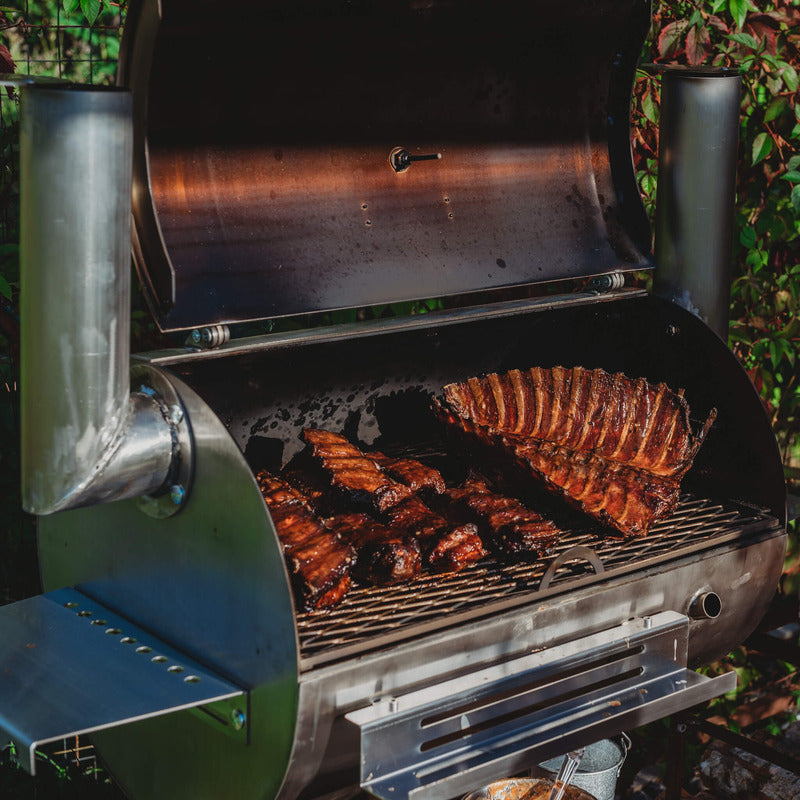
[170,485,186,505]
[231,709,246,731]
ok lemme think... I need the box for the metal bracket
[0,587,247,774]
[346,611,736,800]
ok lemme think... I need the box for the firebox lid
[119,0,653,332]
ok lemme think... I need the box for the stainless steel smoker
[0,1,786,799]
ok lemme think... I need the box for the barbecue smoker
[0,1,788,799]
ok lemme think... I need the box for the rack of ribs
[437,366,716,537]
[257,472,355,611]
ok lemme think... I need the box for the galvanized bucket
[535,734,631,800]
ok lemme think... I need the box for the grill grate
[296,495,779,667]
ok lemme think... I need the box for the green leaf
[751,131,773,165]
[0,274,10,301]
[782,65,799,93]
[728,0,752,30]
[792,185,800,215]
[740,226,757,248]
[764,97,790,122]
[642,88,658,125]
[62,0,80,15]
[711,0,728,13]
[79,0,100,24]
[781,171,800,183]
[727,31,758,49]
[789,155,800,171]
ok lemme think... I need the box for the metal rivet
[389,698,399,713]
[667,324,680,336]
[231,709,246,731]
[643,616,653,629]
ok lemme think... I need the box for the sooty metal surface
[296,494,780,667]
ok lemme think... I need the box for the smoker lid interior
[119,0,653,332]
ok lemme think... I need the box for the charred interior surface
[163,294,786,665]
[120,0,652,330]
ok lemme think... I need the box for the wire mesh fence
[0,1,125,245]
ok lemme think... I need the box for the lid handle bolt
[389,147,441,173]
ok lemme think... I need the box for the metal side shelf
[0,587,246,774]
[346,611,737,800]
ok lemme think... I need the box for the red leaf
[0,43,15,98]
[686,24,711,66]
[746,17,778,54]
[0,43,15,75]
[705,15,730,34]
[657,20,688,60]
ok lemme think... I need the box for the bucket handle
[615,732,632,779]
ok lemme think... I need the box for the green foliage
[633,0,800,480]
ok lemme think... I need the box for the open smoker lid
[119,0,653,332]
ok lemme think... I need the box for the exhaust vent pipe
[19,84,187,515]
[653,67,741,341]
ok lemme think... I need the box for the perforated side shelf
[0,587,246,774]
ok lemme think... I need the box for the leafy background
[0,0,798,796]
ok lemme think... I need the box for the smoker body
[0,0,789,797]
[35,293,785,800]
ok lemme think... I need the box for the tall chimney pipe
[19,84,180,515]
[653,67,741,341]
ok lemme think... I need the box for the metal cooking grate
[296,494,779,667]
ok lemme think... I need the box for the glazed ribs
[257,472,355,611]
[439,366,715,536]
[302,429,486,573]
[324,512,422,585]
[447,477,560,558]
[301,428,412,511]
[441,366,712,478]
[370,452,446,494]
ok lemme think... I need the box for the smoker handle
[539,546,605,591]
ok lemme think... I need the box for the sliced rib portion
[324,512,422,585]
[441,366,715,479]
[302,428,411,511]
[258,472,355,611]
[370,452,446,494]
[447,477,561,557]
[303,428,486,573]
[383,494,486,572]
